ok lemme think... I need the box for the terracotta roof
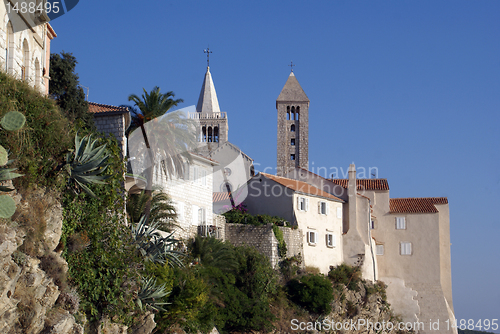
[389,197,448,214]
[88,102,129,114]
[330,179,389,191]
[261,173,344,202]
[213,192,231,202]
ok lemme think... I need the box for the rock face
[0,190,83,334]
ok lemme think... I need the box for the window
[198,207,206,225]
[326,233,336,247]
[183,164,190,180]
[193,166,199,183]
[376,244,384,255]
[396,217,406,229]
[337,207,342,219]
[201,170,207,186]
[192,205,199,225]
[298,197,309,211]
[370,220,375,229]
[319,201,328,215]
[290,154,295,160]
[291,124,295,132]
[307,231,317,245]
[291,138,295,146]
[400,242,412,255]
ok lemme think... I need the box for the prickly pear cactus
[0,145,7,166]
[0,194,16,218]
[1,111,26,131]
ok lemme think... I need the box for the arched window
[286,106,290,120]
[22,39,29,81]
[291,106,295,120]
[296,106,300,120]
[214,126,219,142]
[6,22,14,73]
[202,126,207,142]
[291,124,295,132]
[208,126,212,142]
[35,58,40,90]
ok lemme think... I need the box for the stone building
[244,172,344,274]
[276,71,309,176]
[270,71,456,333]
[1,2,56,94]
[88,102,131,155]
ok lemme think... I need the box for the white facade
[154,154,219,240]
[1,2,56,94]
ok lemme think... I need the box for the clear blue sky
[51,0,500,330]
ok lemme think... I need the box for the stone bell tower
[276,70,309,176]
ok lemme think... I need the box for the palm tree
[127,188,178,231]
[190,235,238,272]
[127,87,197,218]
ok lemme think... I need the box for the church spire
[196,66,221,113]
[276,71,310,103]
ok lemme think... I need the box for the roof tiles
[88,102,129,114]
[389,197,448,213]
[330,179,389,191]
[261,173,343,202]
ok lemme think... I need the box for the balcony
[188,112,227,120]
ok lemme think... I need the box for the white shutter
[202,170,207,186]
[326,202,329,215]
[376,245,384,255]
[183,163,190,180]
[192,205,198,225]
[193,166,199,183]
[176,202,184,223]
[337,207,342,218]
[400,242,412,255]
[297,197,301,210]
[332,234,336,247]
[318,201,321,214]
[305,198,309,212]
[396,217,406,229]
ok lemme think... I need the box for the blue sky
[50,0,500,330]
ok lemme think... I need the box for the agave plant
[136,276,170,312]
[64,133,111,198]
[131,215,185,267]
[0,111,26,218]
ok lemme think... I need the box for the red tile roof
[88,102,129,114]
[330,178,389,191]
[389,197,448,213]
[261,173,344,202]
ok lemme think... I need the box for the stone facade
[1,2,56,94]
[155,154,221,240]
[88,102,131,157]
[276,72,309,176]
[225,223,301,269]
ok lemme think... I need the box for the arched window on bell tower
[296,106,300,120]
[214,126,219,142]
[202,126,207,142]
[208,126,212,142]
[291,124,295,132]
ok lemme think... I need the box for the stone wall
[94,114,126,155]
[225,223,302,269]
[279,226,303,260]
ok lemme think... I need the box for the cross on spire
[204,47,212,67]
[289,61,295,72]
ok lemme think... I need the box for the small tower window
[290,154,295,160]
[202,126,207,142]
[291,138,295,146]
[290,124,295,132]
[208,127,212,142]
[296,106,300,120]
[214,126,219,142]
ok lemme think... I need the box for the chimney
[348,163,357,230]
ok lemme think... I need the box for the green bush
[287,273,333,314]
[328,263,361,291]
[62,136,142,324]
